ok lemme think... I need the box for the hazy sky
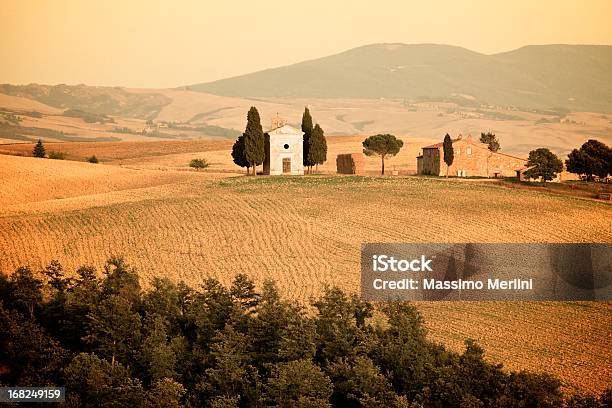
[1,0,611,88]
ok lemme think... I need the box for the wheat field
[0,147,610,394]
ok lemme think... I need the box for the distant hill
[0,83,171,119]
[190,44,612,112]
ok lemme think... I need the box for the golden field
[0,141,610,395]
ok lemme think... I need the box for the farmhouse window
[467,147,472,155]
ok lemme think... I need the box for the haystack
[336,153,365,175]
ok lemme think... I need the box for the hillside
[0,152,610,394]
[0,83,171,118]
[191,44,612,112]
[3,89,611,157]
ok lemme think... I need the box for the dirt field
[0,145,610,395]
[0,136,429,174]
[0,139,234,163]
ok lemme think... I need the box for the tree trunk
[446,165,449,178]
[381,156,385,175]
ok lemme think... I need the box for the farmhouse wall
[417,136,526,177]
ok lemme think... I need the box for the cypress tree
[32,139,46,158]
[307,124,327,172]
[243,107,265,175]
[443,134,454,177]
[301,107,314,173]
[231,134,250,175]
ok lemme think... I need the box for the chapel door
[282,158,291,174]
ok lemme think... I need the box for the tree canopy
[307,124,327,171]
[565,139,611,181]
[362,134,403,175]
[480,132,500,152]
[32,139,46,158]
[302,107,314,171]
[524,148,564,182]
[244,107,265,175]
[443,133,454,177]
[231,134,250,174]
[0,257,607,407]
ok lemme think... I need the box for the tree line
[1,258,609,407]
[231,107,328,175]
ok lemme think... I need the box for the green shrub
[87,155,99,164]
[48,151,66,160]
[189,158,209,169]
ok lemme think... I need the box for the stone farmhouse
[417,134,527,177]
[263,116,304,175]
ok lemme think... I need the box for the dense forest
[0,258,609,407]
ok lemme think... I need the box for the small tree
[87,155,99,164]
[189,158,209,170]
[362,134,403,175]
[443,134,454,177]
[301,107,315,174]
[524,148,563,183]
[565,139,611,181]
[480,132,500,152]
[231,134,250,175]
[243,107,265,175]
[307,124,327,173]
[32,139,46,158]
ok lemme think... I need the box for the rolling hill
[191,43,612,112]
[1,150,610,394]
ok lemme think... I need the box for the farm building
[263,117,304,175]
[416,134,527,177]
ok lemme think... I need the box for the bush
[189,158,209,169]
[48,151,66,160]
[87,155,99,164]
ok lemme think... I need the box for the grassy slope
[0,157,610,393]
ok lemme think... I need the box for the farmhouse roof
[421,135,527,162]
[422,139,459,149]
[422,138,461,149]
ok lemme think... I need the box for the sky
[1,0,611,88]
